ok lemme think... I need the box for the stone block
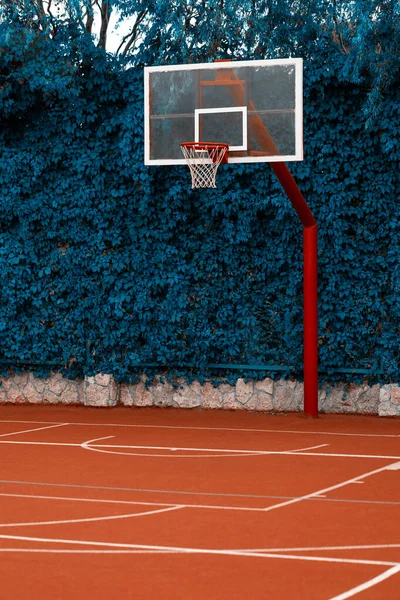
[93,373,113,387]
[134,382,154,407]
[379,401,399,417]
[255,378,274,395]
[62,384,81,405]
[48,373,69,396]
[235,378,253,404]
[22,382,43,404]
[153,381,175,407]
[119,384,134,406]
[202,382,223,409]
[273,380,303,412]
[32,377,47,394]
[223,393,240,410]
[173,381,202,408]
[256,393,274,412]
[42,391,60,404]
[392,386,400,404]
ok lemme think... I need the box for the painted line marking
[0,438,399,461]
[386,461,400,471]
[0,419,399,438]
[0,505,183,529]
[239,543,400,553]
[285,443,329,452]
[329,565,400,600]
[261,461,400,514]
[0,534,398,568]
[0,423,69,438]
[0,548,179,554]
[1,482,400,507]
[81,436,268,458]
[0,491,284,513]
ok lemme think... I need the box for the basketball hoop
[181,142,229,189]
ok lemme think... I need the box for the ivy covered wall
[0,22,399,386]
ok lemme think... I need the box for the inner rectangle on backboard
[195,107,247,151]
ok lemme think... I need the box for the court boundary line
[0,419,398,438]
[328,565,400,599]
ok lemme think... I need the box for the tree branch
[117,10,148,56]
[98,0,112,49]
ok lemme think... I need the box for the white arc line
[81,436,267,457]
[0,534,398,567]
[0,505,183,528]
[0,423,69,438]
[328,565,400,599]
[81,437,329,459]
[288,444,328,452]
[261,461,400,513]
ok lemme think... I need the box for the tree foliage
[0,0,399,384]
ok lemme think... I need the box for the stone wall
[0,371,399,416]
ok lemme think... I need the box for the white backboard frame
[144,58,303,166]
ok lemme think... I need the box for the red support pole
[303,224,319,417]
[271,163,319,417]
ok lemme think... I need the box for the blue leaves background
[0,8,399,384]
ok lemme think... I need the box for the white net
[181,143,228,189]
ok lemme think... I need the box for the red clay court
[0,405,399,599]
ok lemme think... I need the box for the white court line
[329,565,400,599]
[0,423,68,438]
[287,444,328,452]
[0,533,398,567]
[81,437,330,459]
[0,438,399,461]
[0,491,272,513]
[239,543,400,553]
[0,505,182,528]
[386,461,400,471]
[81,436,267,459]
[261,461,400,514]
[0,548,179,554]
[0,419,399,438]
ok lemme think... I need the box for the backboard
[144,58,303,166]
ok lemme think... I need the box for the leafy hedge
[0,23,399,384]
